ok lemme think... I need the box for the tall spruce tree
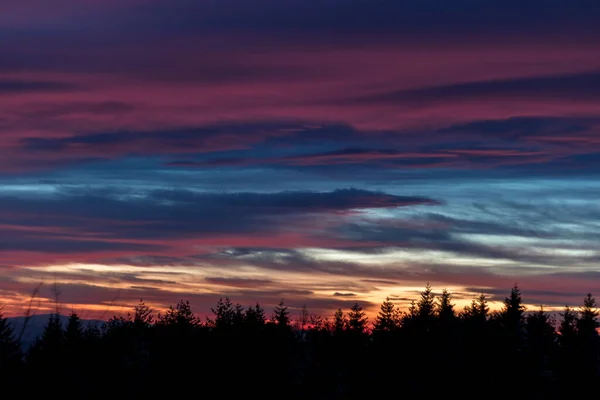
[333,308,347,334]
[0,311,22,373]
[373,297,401,334]
[577,293,599,340]
[436,289,456,321]
[500,284,526,337]
[347,303,368,334]
[272,299,291,328]
[417,283,436,320]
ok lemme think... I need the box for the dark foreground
[1,284,599,399]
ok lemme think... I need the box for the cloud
[333,292,356,297]
[8,0,599,41]
[0,187,440,263]
[204,277,274,288]
[0,79,76,93]
[4,0,600,319]
[349,71,600,106]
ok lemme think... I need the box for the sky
[2,0,600,320]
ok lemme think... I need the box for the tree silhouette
[373,297,401,334]
[559,305,578,341]
[133,299,154,328]
[4,285,600,397]
[347,303,368,334]
[65,311,83,344]
[577,293,599,340]
[489,284,528,385]
[333,308,347,335]
[434,288,457,372]
[436,288,455,321]
[501,284,526,329]
[245,302,266,327]
[158,299,200,328]
[297,304,309,335]
[417,283,436,321]
[209,297,235,330]
[461,293,490,323]
[525,306,556,375]
[26,313,65,389]
[576,293,599,378]
[272,299,291,328]
[496,284,527,348]
[0,310,22,376]
[233,302,245,327]
[33,313,64,355]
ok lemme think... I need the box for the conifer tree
[0,310,22,372]
[297,304,309,334]
[333,308,347,334]
[39,313,64,351]
[461,293,489,323]
[373,297,401,333]
[576,293,599,376]
[209,297,234,329]
[417,283,436,320]
[133,299,154,329]
[436,289,456,321]
[347,303,368,334]
[27,313,65,377]
[272,299,291,328]
[559,305,578,342]
[65,311,83,345]
[233,303,246,327]
[577,293,599,340]
[158,299,200,329]
[245,303,266,327]
[499,284,526,342]
[525,305,556,373]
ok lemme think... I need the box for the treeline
[0,284,599,399]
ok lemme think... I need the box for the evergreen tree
[27,313,65,381]
[209,297,234,329]
[373,297,401,333]
[309,313,325,332]
[233,303,246,327]
[158,300,200,329]
[403,300,418,322]
[333,308,347,334]
[577,293,599,340]
[436,289,456,321]
[245,303,266,327]
[347,303,368,334]
[272,299,291,328]
[297,304,309,334]
[576,293,599,377]
[461,293,489,323]
[556,305,580,381]
[417,283,436,321]
[559,305,578,342]
[39,313,64,351]
[83,323,102,342]
[65,311,83,345]
[491,284,527,381]
[0,310,22,373]
[133,299,154,329]
[499,284,526,340]
[525,306,556,374]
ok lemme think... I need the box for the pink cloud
[1,41,600,171]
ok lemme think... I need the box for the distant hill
[7,314,105,350]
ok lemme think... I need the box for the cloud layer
[2,1,600,319]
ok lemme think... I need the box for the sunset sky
[2,0,600,320]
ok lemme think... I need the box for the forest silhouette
[1,284,599,399]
